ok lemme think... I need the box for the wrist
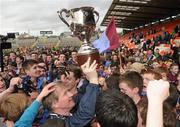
[36,95,43,103]
[89,78,98,84]
[148,98,164,104]
[6,87,14,93]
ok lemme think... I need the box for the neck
[30,77,36,82]
[53,108,71,116]
[133,94,141,105]
[73,59,77,62]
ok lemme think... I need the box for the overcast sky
[0,0,115,36]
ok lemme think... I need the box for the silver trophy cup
[57,6,100,65]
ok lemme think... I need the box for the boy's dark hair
[67,65,82,80]
[96,89,138,127]
[105,75,120,90]
[22,59,38,70]
[120,71,143,94]
[164,84,179,108]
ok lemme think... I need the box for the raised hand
[8,77,22,92]
[81,57,98,84]
[36,83,55,102]
[147,80,170,102]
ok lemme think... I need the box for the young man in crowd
[141,69,162,94]
[95,89,138,127]
[68,50,78,66]
[167,63,179,86]
[119,71,143,104]
[21,59,44,100]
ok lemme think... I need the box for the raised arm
[0,77,22,100]
[146,80,170,127]
[66,58,100,127]
[14,83,55,127]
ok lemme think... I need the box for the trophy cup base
[77,50,100,66]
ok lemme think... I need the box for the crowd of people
[0,23,179,127]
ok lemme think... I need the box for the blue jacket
[65,83,100,127]
[14,101,41,127]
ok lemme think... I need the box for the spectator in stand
[46,54,53,65]
[147,49,155,63]
[154,48,162,60]
[151,60,161,69]
[172,42,180,65]
[9,51,17,67]
[3,54,9,66]
[31,52,39,60]
[67,50,78,66]
[111,54,119,67]
[41,52,47,63]
[98,76,107,91]
[15,55,24,75]
[177,72,180,92]
[58,53,67,67]
[167,63,179,86]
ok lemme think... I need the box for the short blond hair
[0,93,30,122]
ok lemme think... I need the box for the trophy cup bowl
[57,6,100,66]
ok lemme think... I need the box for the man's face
[71,52,77,61]
[26,64,40,78]
[155,49,159,54]
[47,55,52,62]
[59,54,65,63]
[119,82,134,99]
[142,73,154,91]
[113,55,118,61]
[98,77,107,91]
[4,56,9,61]
[42,54,47,60]
[54,86,75,110]
[31,54,38,60]
[152,62,160,69]
[171,66,179,75]
[60,71,78,95]
[16,57,22,64]
[9,53,16,60]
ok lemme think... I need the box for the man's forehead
[31,64,38,68]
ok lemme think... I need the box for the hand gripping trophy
[57,6,100,65]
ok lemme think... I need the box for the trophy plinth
[57,6,100,66]
[77,43,100,65]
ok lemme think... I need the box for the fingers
[90,61,98,70]
[81,57,90,69]
[45,83,55,90]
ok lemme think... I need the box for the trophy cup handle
[93,11,99,24]
[57,9,70,27]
